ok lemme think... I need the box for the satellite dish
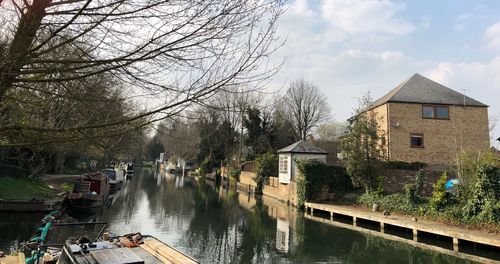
[391,121,400,128]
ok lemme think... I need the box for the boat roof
[65,236,198,264]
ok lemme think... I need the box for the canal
[0,167,484,263]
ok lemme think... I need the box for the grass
[0,177,56,200]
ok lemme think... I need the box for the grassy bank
[0,177,56,200]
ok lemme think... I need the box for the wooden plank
[143,238,198,264]
[0,253,26,264]
[305,202,500,248]
[139,244,173,264]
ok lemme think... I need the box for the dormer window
[422,105,449,119]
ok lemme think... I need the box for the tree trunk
[0,0,52,101]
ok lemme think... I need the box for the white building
[277,140,327,184]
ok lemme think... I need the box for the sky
[268,0,500,146]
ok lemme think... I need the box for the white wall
[278,153,292,183]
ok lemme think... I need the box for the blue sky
[270,0,500,145]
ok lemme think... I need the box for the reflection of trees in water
[0,213,43,252]
[100,167,148,224]
[181,182,283,263]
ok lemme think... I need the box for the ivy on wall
[296,159,354,207]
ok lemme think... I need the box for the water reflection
[0,167,479,263]
[102,168,475,263]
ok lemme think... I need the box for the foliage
[145,135,165,160]
[295,159,355,206]
[462,157,500,224]
[429,172,449,211]
[375,175,385,194]
[253,152,278,188]
[358,192,418,215]
[357,153,500,228]
[296,171,307,208]
[243,107,270,159]
[228,168,241,180]
[342,96,385,192]
[404,171,425,204]
[195,110,238,166]
[199,157,212,177]
[384,161,427,170]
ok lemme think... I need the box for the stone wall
[239,171,257,187]
[262,182,298,206]
[238,170,298,206]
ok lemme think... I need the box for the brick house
[362,73,489,165]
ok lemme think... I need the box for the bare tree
[283,79,331,140]
[0,0,284,147]
[317,121,347,141]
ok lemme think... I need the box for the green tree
[145,135,165,161]
[253,152,278,190]
[342,96,385,192]
[243,107,274,159]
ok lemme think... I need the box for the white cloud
[287,0,314,17]
[424,58,500,144]
[320,0,416,35]
[485,21,500,49]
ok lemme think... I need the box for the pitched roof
[370,73,488,109]
[277,140,327,154]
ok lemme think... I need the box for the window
[410,134,423,147]
[279,156,288,173]
[422,106,434,118]
[422,105,449,119]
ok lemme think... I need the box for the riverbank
[0,174,80,212]
[0,177,57,200]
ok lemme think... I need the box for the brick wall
[382,168,454,195]
[371,102,489,165]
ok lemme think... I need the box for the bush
[404,171,425,204]
[253,152,278,188]
[375,175,385,194]
[462,160,500,224]
[429,172,449,211]
[199,157,212,176]
[358,192,418,215]
[228,168,241,180]
[296,172,307,208]
[296,160,355,205]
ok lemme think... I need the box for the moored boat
[126,162,134,177]
[66,173,109,211]
[57,232,198,264]
[101,168,124,193]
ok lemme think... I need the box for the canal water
[0,167,487,263]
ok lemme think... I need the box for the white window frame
[279,156,288,173]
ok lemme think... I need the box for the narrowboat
[101,168,124,193]
[56,232,198,264]
[66,173,109,211]
[126,162,134,177]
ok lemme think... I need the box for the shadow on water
[0,167,493,263]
